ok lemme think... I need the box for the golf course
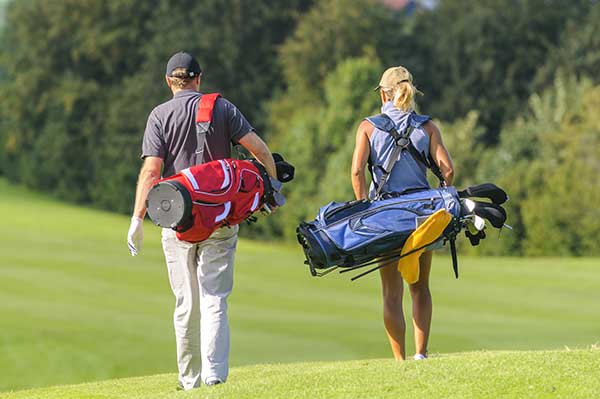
[1,178,599,398]
[1,0,600,397]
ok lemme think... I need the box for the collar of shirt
[173,89,199,98]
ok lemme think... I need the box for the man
[127,51,276,390]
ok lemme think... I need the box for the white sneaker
[413,353,427,360]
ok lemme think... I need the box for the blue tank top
[366,101,431,199]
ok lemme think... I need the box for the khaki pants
[161,225,238,390]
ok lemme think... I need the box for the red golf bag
[147,158,272,243]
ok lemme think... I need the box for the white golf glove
[127,216,144,256]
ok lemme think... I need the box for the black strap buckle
[396,137,410,148]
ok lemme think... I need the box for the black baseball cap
[165,52,202,78]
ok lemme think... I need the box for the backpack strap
[366,113,446,198]
[372,122,415,200]
[194,93,221,164]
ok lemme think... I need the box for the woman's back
[367,101,430,198]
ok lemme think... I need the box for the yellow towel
[398,209,453,284]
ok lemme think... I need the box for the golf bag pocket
[181,159,234,195]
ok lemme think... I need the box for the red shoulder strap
[196,93,221,123]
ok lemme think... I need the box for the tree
[278,0,402,99]
[411,0,592,143]
[433,111,484,189]
[266,56,383,240]
[0,0,156,202]
[535,2,600,88]
[477,75,600,256]
[0,0,311,214]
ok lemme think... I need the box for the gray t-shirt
[142,90,254,177]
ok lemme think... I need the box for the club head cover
[472,201,507,229]
[458,183,508,205]
[272,153,295,182]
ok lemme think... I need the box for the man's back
[142,90,253,177]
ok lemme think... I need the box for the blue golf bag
[297,187,461,278]
[296,183,508,280]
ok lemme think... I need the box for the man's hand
[129,156,162,256]
[127,216,144,256]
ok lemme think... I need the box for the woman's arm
[424,121,454,186]
[351,120,373,200]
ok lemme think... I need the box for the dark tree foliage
[411,0,593,143]
[279,0,399,97]
[535,1,600,88]
[0,0,311,212]
[0,0,157,202]
[136,0,313,129]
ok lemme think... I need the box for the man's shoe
[413,353,427,360]
[205,378,224,386]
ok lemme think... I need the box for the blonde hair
[168,67,196,89]
[383,81,416,112]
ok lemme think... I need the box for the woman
[351,66,454,361]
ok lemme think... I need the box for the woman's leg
[409,251,433,357]
[379,261,406,360]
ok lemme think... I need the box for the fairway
[1,179,599,393]
[2,350,599,399]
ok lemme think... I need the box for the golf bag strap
[373,125,414,199]
[406,144,446,187]
[194,93,221,164]
[370,113,446,189]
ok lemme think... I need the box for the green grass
[2,350,599,399]
[1,178,599,394]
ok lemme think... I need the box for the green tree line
[1,0,598,255]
